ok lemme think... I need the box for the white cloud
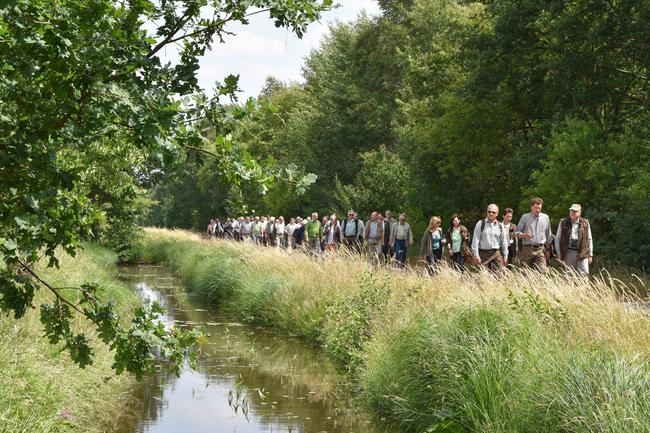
[191,0,382,99]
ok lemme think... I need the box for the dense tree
[1,0,332,376]
[150,0,649,269]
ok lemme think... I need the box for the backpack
[479,219,504,237]
[342,219,359,236]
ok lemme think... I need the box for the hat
[569,204,582,212]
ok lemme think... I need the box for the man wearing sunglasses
[471,204,509,271]
[342,210,363,253]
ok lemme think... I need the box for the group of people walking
[207,197,594,276]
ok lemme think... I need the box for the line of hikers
[207,197,594,276]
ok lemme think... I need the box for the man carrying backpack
[471,204,509,272]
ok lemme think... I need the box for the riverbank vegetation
[0,244,140,433]
[138,228,650,433]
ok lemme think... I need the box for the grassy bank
[0,244,139,433]
[138,228,650,433]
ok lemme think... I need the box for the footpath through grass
[0,243,139,433]
[138,228,650,433]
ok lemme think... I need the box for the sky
[161,1,381,100]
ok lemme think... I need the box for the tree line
[150,0,650,269]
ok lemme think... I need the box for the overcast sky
[173,1,381,100]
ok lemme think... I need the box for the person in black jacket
[294,217,306,249]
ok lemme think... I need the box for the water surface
[116,265,384,433]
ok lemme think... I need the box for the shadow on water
[116,265,386,433]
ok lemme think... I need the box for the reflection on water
[116,265,384,433]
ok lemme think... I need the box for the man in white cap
[555,204,593,276]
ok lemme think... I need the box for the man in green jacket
[306,212,322,252]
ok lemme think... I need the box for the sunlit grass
[0,244,139,433]
[139,228,650,432]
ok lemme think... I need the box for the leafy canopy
[0,0,331,377]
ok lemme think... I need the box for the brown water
[116,265,385,433]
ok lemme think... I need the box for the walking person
[241,216,252,242]
[502,208,517,265]
[323,214,342,252]
[214,218,224,238]
[207,219,215,238]
[445,214,470,272]
[276,216,287,249]
[232,217,241,241]
[306,212,322,252]
[320,215,329,252]
[471,204,509,272]
[294,217,307,249]
[364,212,384,265]
[342,210,363,253]
[223,218,233,240]
[286,217,298,250]
[382,210,396,262]
[555,204,593,276]
[390,213,414,267]
[266,216,277,247]
[516,197,552,273]
[251,217,261,244]
[258,217,266,245]
[419,216,446,275]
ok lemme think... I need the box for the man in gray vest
[555,204,593,276]
[471,204,509,272]
[516,197,552,273]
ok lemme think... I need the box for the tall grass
[138,228,650,432]
[0,243,139,433]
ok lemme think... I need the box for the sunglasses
[487,211,497,214]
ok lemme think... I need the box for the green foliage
[506,287,567,324]
[1,0,332,375]
[149,0,649,268]
[333,146,418,218]
[147,94,320,222]
[323,272,391,370]
[111,302,201,379]
[0,244,141,432]
[230,273,285,328]
[362,306,648,433]
[527,117,650,268]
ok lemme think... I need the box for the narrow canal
[117,265,385,433]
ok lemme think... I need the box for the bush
[323,271,391,370]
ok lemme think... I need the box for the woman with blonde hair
[419,216,446,275]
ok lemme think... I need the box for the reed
[138,228,650,432]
